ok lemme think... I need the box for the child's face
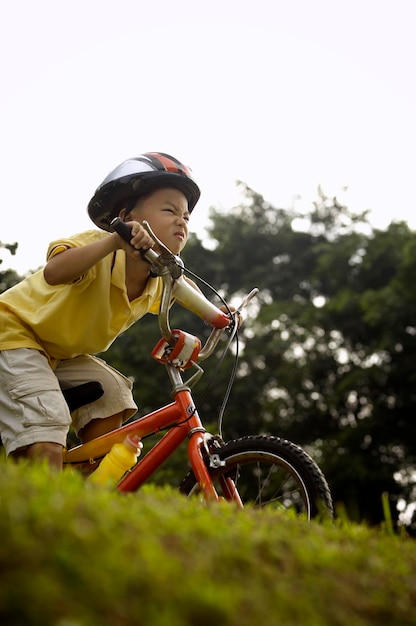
[126,188,190,255]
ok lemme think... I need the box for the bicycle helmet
[88,152,201,231]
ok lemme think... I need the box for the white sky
[1,0,415,274]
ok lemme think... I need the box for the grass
[0,457,415,626]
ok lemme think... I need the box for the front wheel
[179,435,333,520]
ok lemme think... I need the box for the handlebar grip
[110,217,133,244]
[173,276,230,329]
[110,217,152,263]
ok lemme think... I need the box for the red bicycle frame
[64,384,242,504]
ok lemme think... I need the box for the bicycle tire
[179,435,333,520]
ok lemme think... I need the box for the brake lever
[235,288,259,314]
[141,221,184,279]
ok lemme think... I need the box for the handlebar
[110,217,258,363]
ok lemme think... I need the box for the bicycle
[63,218,333,520]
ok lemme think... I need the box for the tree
[201,186,416,526]
[0,241,20,292]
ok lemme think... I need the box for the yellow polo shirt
[0,230,162,362]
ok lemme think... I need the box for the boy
[0,152,201,469]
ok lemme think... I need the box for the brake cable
[183,267,240,439]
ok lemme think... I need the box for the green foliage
[0,267,22,293]
[0,240,20,292]
[0,240,18,263]
[0,458,415,626]
[202,187,416,526]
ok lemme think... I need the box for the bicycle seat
[61,381,104,413]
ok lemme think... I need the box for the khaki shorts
[0,349,138,456]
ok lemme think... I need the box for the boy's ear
[119,208,128,222]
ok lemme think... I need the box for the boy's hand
[115,221,155,257]
[220,305,243,329]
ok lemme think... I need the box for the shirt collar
[110,250,159,298]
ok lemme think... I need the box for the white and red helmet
[88,152,201,231]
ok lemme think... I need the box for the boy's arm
[44,234,119,285]
[43,221,155,285]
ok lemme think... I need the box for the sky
[1,0,415,274]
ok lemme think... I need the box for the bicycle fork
[174,383,243,506]
[116,386,243,506]
[187,429,244,507]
